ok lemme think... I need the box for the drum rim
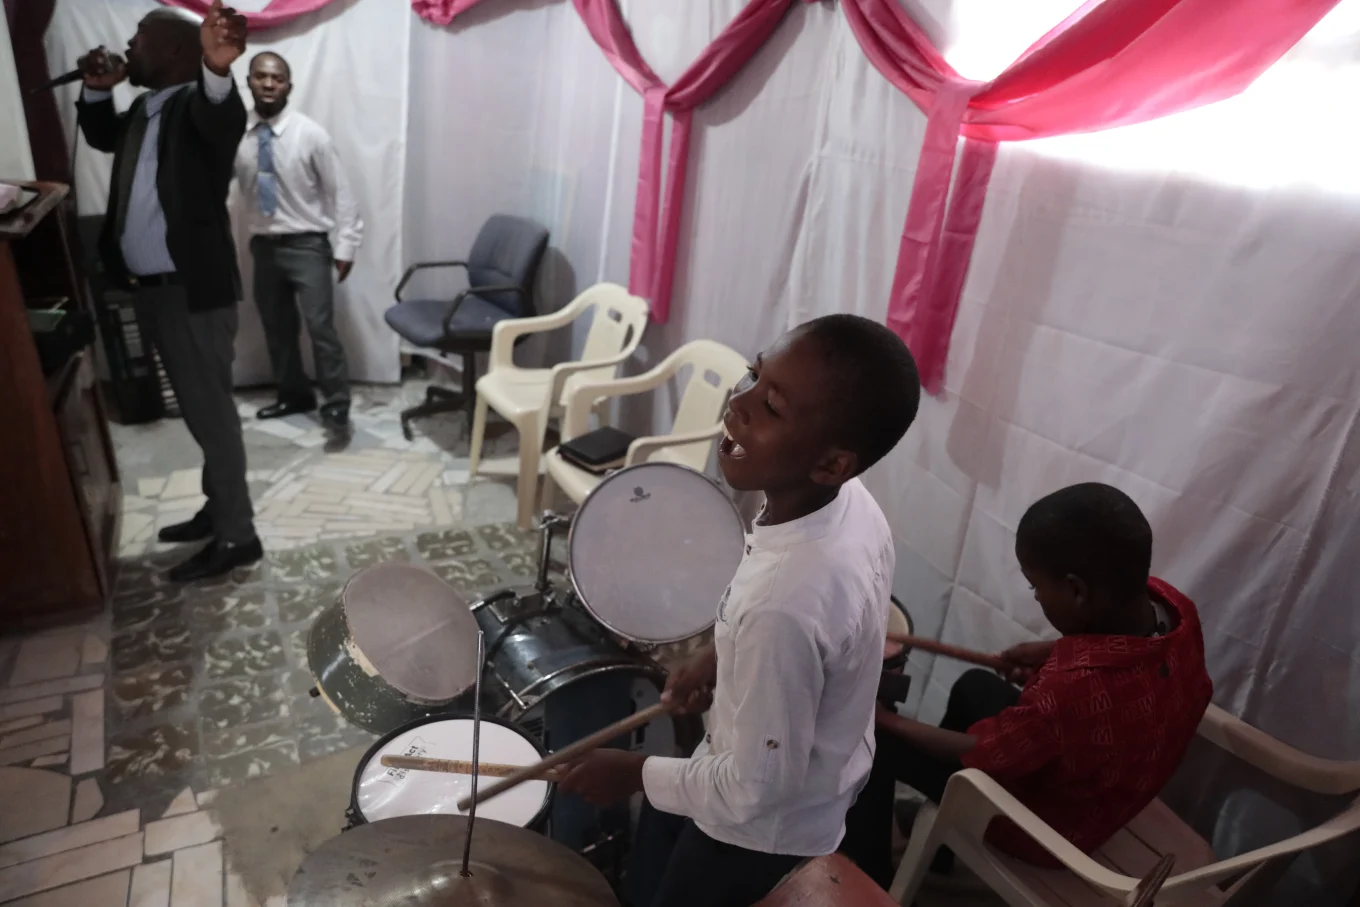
[566,462,745,646]
[883,595,914,669]
[348,711,553,829]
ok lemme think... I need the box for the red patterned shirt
[960,578,1213,866]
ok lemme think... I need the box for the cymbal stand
[461,630,486,877]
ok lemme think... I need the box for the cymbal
[288,815,618,907]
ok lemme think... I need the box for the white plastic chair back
[558,285,650,404]
[651,340,748,471]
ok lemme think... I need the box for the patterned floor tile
[200,740,300,789]
[343,537,411,570]
[200,720,294,760]
[497,550,538,582]
[276,582,340,625]
[202,633,289,680]
[429,558,504,597]
[185,589,270,634]
[267,544,339,584]
[198,675,295,731]
[476,523,535,553]
[111,624,193,674]
[105,724,198,785]
[110,587,186,633]
[111,665,194,721]
[414,528,478,562]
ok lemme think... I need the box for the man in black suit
[78,1,261,582]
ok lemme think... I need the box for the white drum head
[569,463,745,644]
[355,719,549,827]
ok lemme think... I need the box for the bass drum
[346,713,551,831]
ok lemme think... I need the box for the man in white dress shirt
[235,51,363,430]
[557,315,922,907]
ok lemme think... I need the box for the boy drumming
[558,315,921,907]
[841,483,1214,886]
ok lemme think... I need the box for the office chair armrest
[625,423,724,467]
[394,260,468,302]
[441,285,529,337]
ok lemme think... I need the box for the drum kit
[294,461,924,906]
[296,462,747,906]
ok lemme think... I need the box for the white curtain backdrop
[0,9,36,182]
[45,0,407,384]
[43,0,1360,900]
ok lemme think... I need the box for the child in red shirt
[841,482,1213,887]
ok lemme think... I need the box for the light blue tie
[256,123,278,217]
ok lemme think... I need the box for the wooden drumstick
[379,754,565,781]
[885,632,1007,672]
[456,702,671,811]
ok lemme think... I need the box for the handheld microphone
[30,53,124,95]
[30,70,84,94]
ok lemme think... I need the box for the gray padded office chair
[386,214,549,439]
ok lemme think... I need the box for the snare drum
[347,714,551,830]
[882,595,913,672]
[308,564,480,734]
[568,462,746,647]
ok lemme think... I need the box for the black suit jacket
[77,72,247,311]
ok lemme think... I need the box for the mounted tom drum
[308,563,480,734]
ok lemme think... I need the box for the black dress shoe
[319,402,350,430]
[158,511,214,543]
[257,397,316,420]
[167,537,264,583]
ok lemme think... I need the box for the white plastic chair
[539,339,748,509]
[467,283,649,528]
[889,703,1360,906]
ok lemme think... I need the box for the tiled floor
[0,381,529,907]
[115,383,521,557]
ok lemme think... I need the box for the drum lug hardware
[470,588,517,614]
[535,511,568,593]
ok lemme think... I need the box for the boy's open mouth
[719,428,747,460]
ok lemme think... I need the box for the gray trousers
[250,233,350,406]
[134,286,256,544]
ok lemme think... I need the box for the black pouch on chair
[558,427,636,474]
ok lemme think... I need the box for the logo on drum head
[630,486,650,503]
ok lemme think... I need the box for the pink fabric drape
[573,0,802,322]
[160,0,343,29]
[844,0,1342,393]
[410,0,493,26]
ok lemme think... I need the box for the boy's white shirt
[642,478,893,856]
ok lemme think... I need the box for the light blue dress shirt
[83,63,234,276]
